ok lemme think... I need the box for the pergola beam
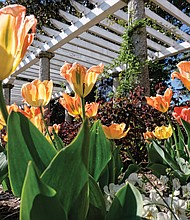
[152,0,190,27]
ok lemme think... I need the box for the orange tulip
[0,5,37,80]
[145,88,173,113]
[143,131,155,143]
[0,103,20,128]
[59,93,82,118]
[21,79,53,107]
[85,102,99,118]
[171,61,190,90]
[21,105,45,133]
[102,123,130,139]
[172,106,190,124]
[60,62,104,97]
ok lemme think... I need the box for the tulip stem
[0,81,8,123]
[81,97,86,121]
[39,106,54,146]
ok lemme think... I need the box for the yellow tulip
[102,123,130,139]
[171,61,190,90]
[0,5,37,80]
[145,88,173,113]
[153,125,173,139]
[21,79,53,107]
[60,62,104,97]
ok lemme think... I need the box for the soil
[0,186,19,220]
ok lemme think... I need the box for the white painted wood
[156,41,190,59]
[145,7,190,42]
[147,39,169,54]
[146,26,179,47]
[42,0,126,52]
[152,0,190,27]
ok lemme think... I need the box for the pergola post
[37,51,54,81]
[37,51,54,112]
[128,0,150,95]
[112,72,119,93]
[3,84,14,105]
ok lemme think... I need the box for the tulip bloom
[0,103,20,128]
[171,61,190,90]
[153,125,172,140]
[21,106,45,133]
[172,106,190,124]
[143,131,155,143]
[145,88,173,113]
[21,79,53,107]
[60,62,104,97]
[85,102,99,118]
[59,93,82,118]
[102,123,130,139]
[0,5,37,80]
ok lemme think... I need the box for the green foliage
[1,109,143,219]
[147,119,190,184]
[89,120,112,181]
[105,183,143,220]
[7,112,57,196]
[96,87,168,165]
[20,161,66,220]
[0,150,8,183]
[41,119,90,219]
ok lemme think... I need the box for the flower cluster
[103,173,190,219]
[143,61,190,143]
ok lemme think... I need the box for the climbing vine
[96,17,168,99]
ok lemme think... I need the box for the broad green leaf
[147,142,165,165]
[2,177,11,191]
[52,129,65,150]
[121,164,140,183]
[147,163,168,177]
[181,119,190,150]
[86,175,106,220]
[41,120,89,220]
[0,151,8,183]
[20,161,66,220]
[106,183,143,220]
[89,120,112,181]
[152,140,180,171]
[112,147,123,180]
[98,165,109,190]
[8,112,57,196]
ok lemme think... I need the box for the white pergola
[5,0,190,105]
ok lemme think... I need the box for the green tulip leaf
[89,120,112,181]
[8,112,57,196]
[181,119,190,150]
[20,161,66,220]
[152,140,180,171]
[121,164,140,183]
[86,175,106,220]
[147,163,168,177]
[0,151,8,183]
[41,120,90,220]
[106,182,143,220]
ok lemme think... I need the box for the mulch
[0,186,19,220]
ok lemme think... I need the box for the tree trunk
[128,0,150,95]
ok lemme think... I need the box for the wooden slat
[152,0,190,27]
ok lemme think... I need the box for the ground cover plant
[1,4,190,220]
